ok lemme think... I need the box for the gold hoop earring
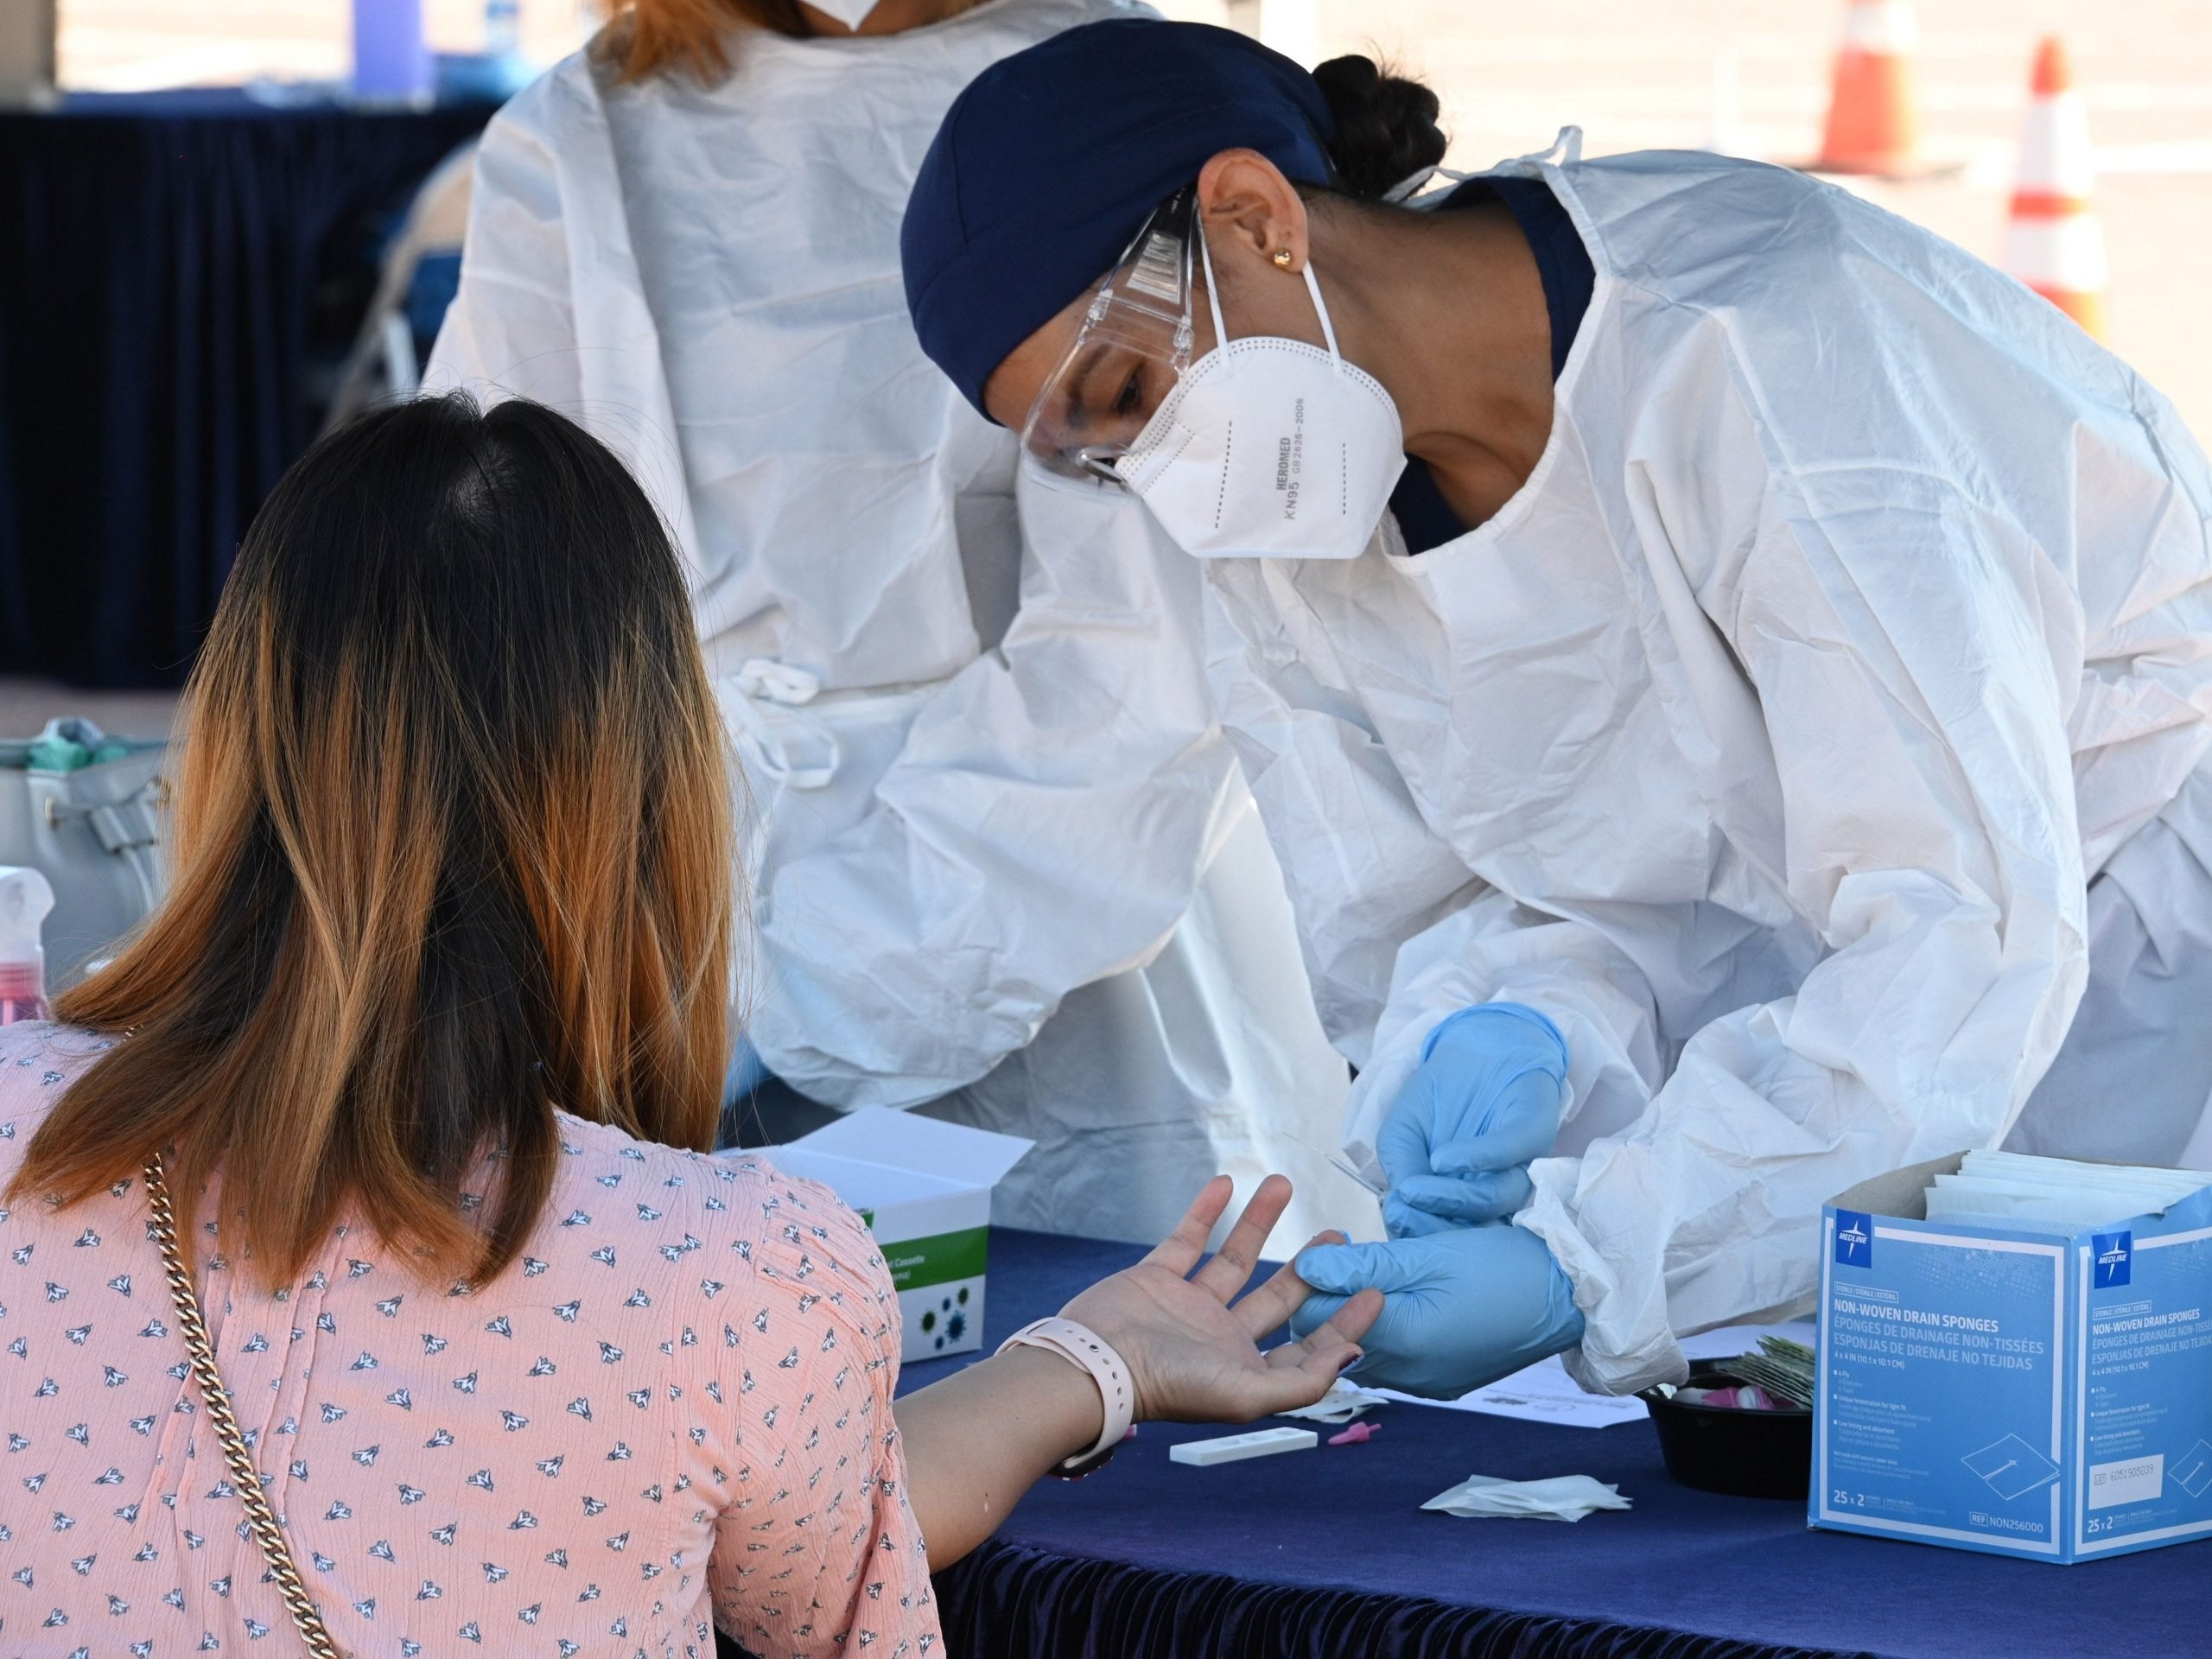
[1273,249,1294,269]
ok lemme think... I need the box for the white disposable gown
[1205,142,2212,1393]
[428,0,1369,1245]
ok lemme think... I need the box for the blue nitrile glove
[1288,1223,1586,1399]
[1376,1002,1567,1238]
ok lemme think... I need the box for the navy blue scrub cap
[901,17,1338,422]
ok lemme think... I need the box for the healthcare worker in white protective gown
[428,0,1370,1245]
[899,20,2212,1395]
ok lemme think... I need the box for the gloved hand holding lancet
[1376,1003,1569,1238]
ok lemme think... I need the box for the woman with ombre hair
[0,393,1376,1656]
[425,0,1375,1249]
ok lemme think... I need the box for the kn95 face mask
[1116,221,1405,561]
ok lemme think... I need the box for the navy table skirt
[0,90,495,686]
[900,1229,2212,1659]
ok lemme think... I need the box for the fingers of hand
[1230,1230,1343,1340]
[1190,1173,1292,1304]
[1144,1173,1234,1276]
[1394,1167,1533,1225]
[1287,1287,1350,1341]
[1227,1358,1356,1419]
[1299,1292,1443,1398]
[1300,1285,1382,1351]
[1255,1289,1383,1412]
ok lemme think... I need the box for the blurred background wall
[57,0,2211,438]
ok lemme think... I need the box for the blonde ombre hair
[603,0,991,84]
[10,395,734,1289]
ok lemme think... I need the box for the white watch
[996,1316,1135,1476]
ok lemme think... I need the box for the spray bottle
[0,866,55,1025]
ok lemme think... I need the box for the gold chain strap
[143,1156,344,1659]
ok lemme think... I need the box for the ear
[1194,149,1311,273]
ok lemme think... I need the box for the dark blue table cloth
[901,1229,2212,1659]
[0,89,496,686]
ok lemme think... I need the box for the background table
[902,1230,2212,1659]
[0,90,494,687]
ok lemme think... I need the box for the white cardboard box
[1812,1154,2212,1562]
[770,1108,1032,1359]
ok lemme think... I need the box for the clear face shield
[1018,190,1198,489]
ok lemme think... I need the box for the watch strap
[996,1316,1135,1471]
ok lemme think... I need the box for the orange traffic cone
[1808,0,1926,175]
[2003,38,2107,339]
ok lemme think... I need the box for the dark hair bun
[1312,55,1449,200]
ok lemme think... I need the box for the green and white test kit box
[771,1107,1032,1359]
[1812,1154,2212,1562]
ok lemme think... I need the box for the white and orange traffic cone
[2003,37,2107,340]
[1807,0,1925,175]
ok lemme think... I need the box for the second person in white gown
[428,0,1374,1243]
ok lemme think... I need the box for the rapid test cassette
[1169,1427,1319,1467]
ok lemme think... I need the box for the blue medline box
[1811,1154,2212,1562]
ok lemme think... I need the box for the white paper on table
[1374,1356,1645,1427]
[1276,1380,1392,1423]
[1370,1319,1819,1428]
[1422,1471,1633,1522]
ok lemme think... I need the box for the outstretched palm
[1061,1174,1382,1425]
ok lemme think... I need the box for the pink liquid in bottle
[0,868,54,1025]
[0,961,47,1026]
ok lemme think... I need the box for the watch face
[1046,1441,1121,1481]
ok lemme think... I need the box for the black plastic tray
[1640,1357,1812,1500]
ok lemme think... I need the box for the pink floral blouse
[0,1021,939,1658]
